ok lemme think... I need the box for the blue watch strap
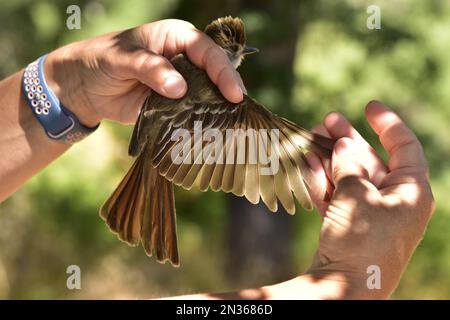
[22,55,99,143]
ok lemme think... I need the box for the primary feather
[100,17,334,266]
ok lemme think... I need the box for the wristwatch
[22,55,99,144]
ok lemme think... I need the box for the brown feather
[100,16,335,266]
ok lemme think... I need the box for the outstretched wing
[135,94,334,214]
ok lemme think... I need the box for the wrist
[44,45,101,127]
[305,257,399,299]
[262,274,348,300]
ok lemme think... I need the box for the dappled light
[0,0,448,299]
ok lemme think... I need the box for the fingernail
[235,71,247,94]
[163,75,187,98]
[238,87,245,100]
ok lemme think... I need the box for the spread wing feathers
[144,95,333,214]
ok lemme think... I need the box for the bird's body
[100,17,334,266]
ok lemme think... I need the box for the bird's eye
[223,27,232,38]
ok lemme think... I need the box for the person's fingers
[324,111,388,186]
[332,138,369,184]
[117,84,149,124]
[310,124,333,192]
[235,72,247,95]
[365,101,428,173]
[180,28,244,103]
[331,138,379,199]
[311,124,331,138]
[137,21,244,102]
[324,112,366,143]
[118,49,187,99]
[329,138,381,217]
[365,101,431,204]
[365,101,434,213]
[305,152,332,216]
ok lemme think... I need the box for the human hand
[304,101,435,299]
[42,19,245,126]
[159,102,435,300]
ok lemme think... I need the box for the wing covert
[142,95,333,214]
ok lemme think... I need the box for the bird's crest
[204,16,246,48]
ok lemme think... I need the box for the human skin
[170,101,435,299]
[0,20,435,299]
[0,20,245,201]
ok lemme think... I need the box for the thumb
[331,137,374,196]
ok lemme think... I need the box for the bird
[100,16,334,267]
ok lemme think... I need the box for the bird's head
[204,16,259,69]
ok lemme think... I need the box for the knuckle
[139,54,171,75]
[133,53,175,89]
[166,19,195,29]
[203,46,221,67]
[204,50,228,81]
[206,46,228,65]
[180,20,196,29]
[139,54,163,71]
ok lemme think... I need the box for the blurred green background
[0,0,449,299]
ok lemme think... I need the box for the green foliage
[0,0,448,299]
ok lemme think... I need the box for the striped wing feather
[142,95,331,214]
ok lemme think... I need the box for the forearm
[163,257,401,300]
[0,70,69,202]
[162,274,348,300]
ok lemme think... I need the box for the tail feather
[100,156,143,244]
[120,159,145,244]
[100,154,179,266]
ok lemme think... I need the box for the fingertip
[366,99,384,108]
[235,71,247,95]
[324,111,343,120]
[324,112,345,129]
[365,101,401,135]
[218,68,244,103]
[324,112,356,140]
[222,84,244,103]
[365,100,386,117]
[311,124,331,138]
[365,101,401,129]
[163,74,187,98]
[233,87,245,103]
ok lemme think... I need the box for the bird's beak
[243,46,259,55]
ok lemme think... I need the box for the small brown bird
[100,17,334,266]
